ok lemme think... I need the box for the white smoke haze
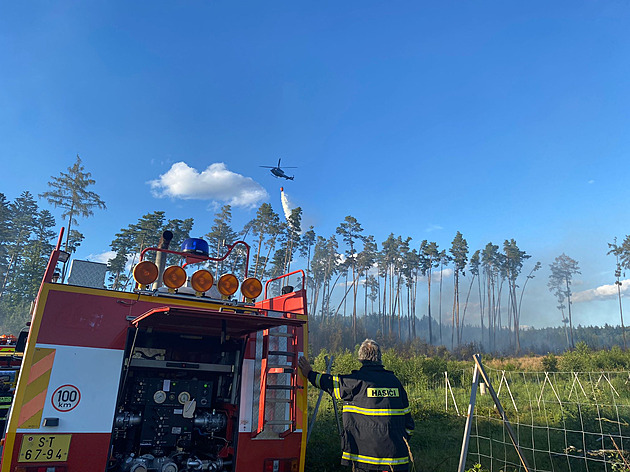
[149,162,268,208]
[573,279,630,303]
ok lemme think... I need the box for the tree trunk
[617,282,627,350]
[427,270,433,344]
[478,274,484,347]
[439,263,444,345]
[566,278,575,349]
[461,274,476,345]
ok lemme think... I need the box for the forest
[2,157,630,356]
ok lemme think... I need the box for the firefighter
[299,339,414,472]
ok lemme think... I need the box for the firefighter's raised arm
[298,356,342,398]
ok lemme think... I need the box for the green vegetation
[304,347,630,472]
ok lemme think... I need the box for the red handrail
[264,269,305,300]
[139,240,251,277]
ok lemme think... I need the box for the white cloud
[86,251,140,274]
[573,279,630,303]
[86,251,116,264]
[149,162,268,208]
[425,224,443,233]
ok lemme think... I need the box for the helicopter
[260,158,296,180]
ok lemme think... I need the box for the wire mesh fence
[464,368,630,472]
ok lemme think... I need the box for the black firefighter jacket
[306,362,415,471]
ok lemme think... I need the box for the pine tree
[13,210,56,299]
[437,249,451,346]
[299,226,316,295]
[0,193,11,280]
[40,155,106,277]
[245,203,282,279]
[420,240,439,344]
[107,226,137,290]
[357,235,377,319]
[0,192,39,297]
[461,249,481,340]
[482,243,500,351]
[336,216,365,342]
[107,212,168,290]
[608,238,627,350]
[548,254,580,349]
[450,232,468,348]
[502,239,530,352]
[205,205,238,278]
[284,207,302,275]
[379,234,399,335]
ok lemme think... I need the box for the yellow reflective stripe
[315,373,322,388]
[333,375,341,399]
[406,429,413,435]
[343,405,411,416]
[342,452,409,465]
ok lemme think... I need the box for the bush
[559,342,592,372]
[593,345,630,370]
[422,356,448,380]
[542,353,558,372]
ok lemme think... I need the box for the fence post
[306,355,334,445]
[472,353,531,472]
[457,362,480,472]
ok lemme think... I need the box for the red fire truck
[1,229,309,472]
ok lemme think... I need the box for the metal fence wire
[460,363,630,472]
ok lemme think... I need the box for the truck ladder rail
[255,325,299,438]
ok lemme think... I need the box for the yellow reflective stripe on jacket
[315,373,322,388]
[406,428,413,435]
[343,405,411,416]
[332,375,341,399]
[342,452,409,466]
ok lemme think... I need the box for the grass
[303,348,630,472]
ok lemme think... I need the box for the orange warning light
[163,265,187,290]
[241,277,263,300]
[217,274,239,298]
[191,269,214,294]
[133,261,159,286]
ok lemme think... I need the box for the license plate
[18,434,71,462]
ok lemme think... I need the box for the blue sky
[2,1,630,329]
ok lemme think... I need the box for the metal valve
[193,410,227,432]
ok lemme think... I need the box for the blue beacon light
[181,238,210,256]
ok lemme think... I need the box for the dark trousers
[351,464,409,472]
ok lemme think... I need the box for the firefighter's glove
[298,356,312,377]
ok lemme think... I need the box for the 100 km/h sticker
[51,384,81,412]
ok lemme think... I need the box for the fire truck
[0,229,309,472]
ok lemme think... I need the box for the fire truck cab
[1,231,308,472]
